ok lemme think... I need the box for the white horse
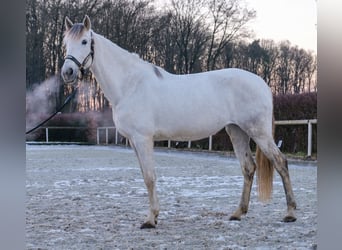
[61,16,297,229]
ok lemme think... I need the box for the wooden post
[45,128,49,143]
[307,120,312,157]
[209,135,212,151]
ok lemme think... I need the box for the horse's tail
[255,116,275,202]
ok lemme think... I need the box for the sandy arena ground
[26,144,317,249]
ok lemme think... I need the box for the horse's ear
[83,15,91,31]
[65,16,73,31]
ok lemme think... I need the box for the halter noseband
[65,32,94,77]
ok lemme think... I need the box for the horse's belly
[151,92,234,141]
[153,115,228,141]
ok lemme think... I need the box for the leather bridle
[64,32,94,77]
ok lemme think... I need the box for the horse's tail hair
[255,116,275,202]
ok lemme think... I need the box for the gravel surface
[26,144,317,249]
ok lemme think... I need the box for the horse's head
[61,15,94,84]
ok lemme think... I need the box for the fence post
[307,120,312,157]
[188,141,191,149]
[45,128,49,143]
[208,135,212,151]
[97,128,100,144]
[168,140,171,148]
[105,128,108,145]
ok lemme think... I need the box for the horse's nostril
[66,67,73,76]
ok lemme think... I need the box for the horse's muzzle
[61,64,78,84]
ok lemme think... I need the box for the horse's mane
[126,51,164,79]
[64,24,164,79]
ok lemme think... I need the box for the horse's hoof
[229,215,241,221]
[282,215,297,222]
[140,222,156,229]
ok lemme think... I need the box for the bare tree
[169,0,209,73]
[26,0,46,88]
[245,40,265,74]
[259,39,279,88]
[148,12,177,72]
[26,0,317,113]
[205,0,255,70]
[276,41,294,94]
[292,47,309,93]
[305,54,317,92]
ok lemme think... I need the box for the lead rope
[25,86,79,134]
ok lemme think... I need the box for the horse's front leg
[129,134,159,229]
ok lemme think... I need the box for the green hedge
[273,92,317,154]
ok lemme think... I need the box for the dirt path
[26,144,317,249]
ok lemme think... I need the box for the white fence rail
[34,126,88,143]
[274,119,317,157]
[27,120,316,157]
[96,127,129,146]
[97,119,317,157]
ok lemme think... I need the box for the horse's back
[163,68,272,117]
[166,68,270,97]
[207,68,270,96]
[148,68,273,140]
[115,67,273,141]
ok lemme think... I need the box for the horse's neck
[90,32,144,107]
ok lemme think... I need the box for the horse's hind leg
[226,124,256,221]
[129,134,159,229]
[253,135,297,222]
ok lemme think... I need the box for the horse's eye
[82,40,87,45]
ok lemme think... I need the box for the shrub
[209,92,317,154]
[273,92,317,154]
[273,92,317,120]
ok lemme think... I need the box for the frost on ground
[26,144,317,250]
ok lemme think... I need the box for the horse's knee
[143,171,156,189]
[242,166,254,181]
